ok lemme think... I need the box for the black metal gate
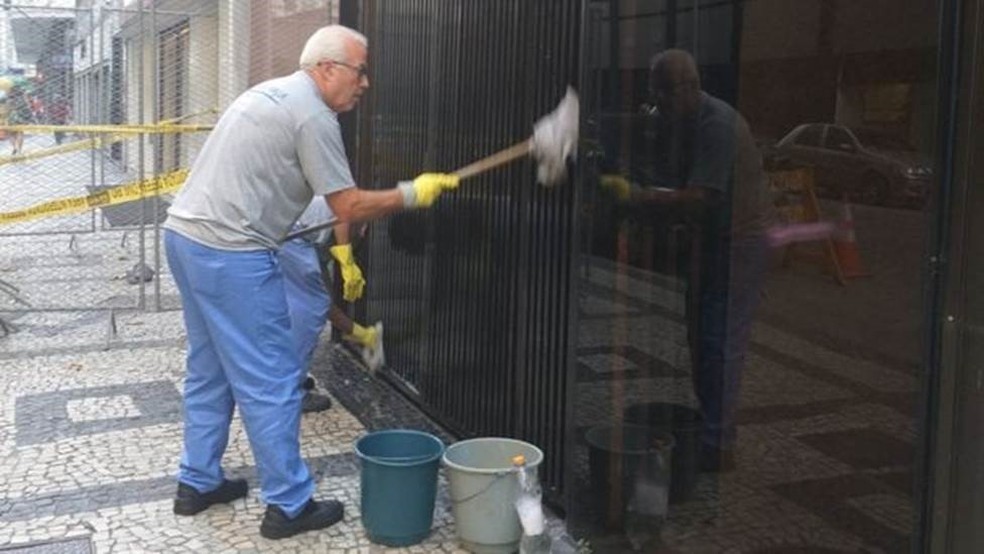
[345,0,581,501]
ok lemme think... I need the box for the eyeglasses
[321,60,369,78]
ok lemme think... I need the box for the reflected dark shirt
[648,92,776,239]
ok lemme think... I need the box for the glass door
[570,1,944,551]
[930,0,984,551]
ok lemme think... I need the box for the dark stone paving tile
[874,470,914,496]
[580,262,915,376]
[736,399,861,425]
[579,281,685,325]
[746,545,845,554]
[772,474,911,553]
[6,255,104,269]
[750,342,916,414]
[797,428,914,470]
[757,310,919,376]
[310,343,456,445]
[576,344,687,382]
[577,311,653,322]
[0,537,92,553]
[736,394,913,428]
[0,453,357,523]
[0,339,184,361]
[15,381,183,447]
[18,311,108,338]
[577,290,646,320]
[880,393,917,417]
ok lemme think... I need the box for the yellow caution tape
[0,123,213,134]
[160,108,218,125]
[0,111,218,167]
[0,169,188,226]
[0,134,129,167]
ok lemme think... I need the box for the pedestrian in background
[48,94,71,145]
[6,84,33,155]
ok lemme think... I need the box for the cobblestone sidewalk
[0,308,474,553]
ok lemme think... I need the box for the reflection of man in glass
[604,49,775,471]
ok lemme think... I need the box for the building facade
[6,0,981,550]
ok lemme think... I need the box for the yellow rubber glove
[345,322,379,348]
[398,172,461,208]
[600,174,632,201]
[329,244,365,302]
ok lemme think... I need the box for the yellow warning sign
[0,169,188,226]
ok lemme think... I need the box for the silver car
[770,123,933,207]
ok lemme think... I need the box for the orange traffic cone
[833,199,870,278]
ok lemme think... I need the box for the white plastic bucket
[442,437,544,554]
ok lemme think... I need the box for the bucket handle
[449,470,516,505]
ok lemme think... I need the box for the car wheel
[855,173,890,206]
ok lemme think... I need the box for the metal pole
[693,0,699,61]
[88,6,97,236]
[152,0,161,311]
[137,0,145,310]
[98,4,106,209]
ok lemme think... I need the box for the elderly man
[603,49,775,473]
[164,25,457,539]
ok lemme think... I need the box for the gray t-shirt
[164,71,355,250]
[687,92,775,237]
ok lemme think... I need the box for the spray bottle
[512,454,551,554]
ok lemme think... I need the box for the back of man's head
[649,49,700,94]
[299,25,368,69]
[648,49,701,117]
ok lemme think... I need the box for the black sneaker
[173,479,248,516]
[301,391,332,413]
[259,499,345,540]
[303,376,316,391]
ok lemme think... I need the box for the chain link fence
[0,0,337,333]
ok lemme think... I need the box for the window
[795,125,823,147]
[824,127,855,151]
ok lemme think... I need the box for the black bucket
[585,423,674,530]
[624,403,702,504]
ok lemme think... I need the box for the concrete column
[217,0,250,110]
[185,12,218,164]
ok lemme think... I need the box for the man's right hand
[398,173,460,208]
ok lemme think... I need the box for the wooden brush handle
[453,139,531,180]
[284,139,531,243]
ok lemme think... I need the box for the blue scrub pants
[165,230,314,518]
[690,233,769,451]
[278,238,331,372]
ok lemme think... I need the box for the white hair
[299,25,368,69]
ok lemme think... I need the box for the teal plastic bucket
[355,429,445,547]
[442,437,544,554]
